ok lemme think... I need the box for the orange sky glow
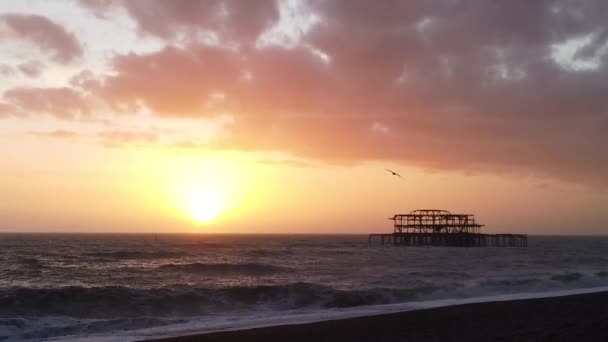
[0,1,607,234]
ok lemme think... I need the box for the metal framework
[391,209,483,234]
[369,209,527,247]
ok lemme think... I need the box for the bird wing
[385,169,405,182]
[385,168,405,181]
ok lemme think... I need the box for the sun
[157,155,243,225]
[188,187,224,223]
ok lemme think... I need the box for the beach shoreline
[145,290,608,342]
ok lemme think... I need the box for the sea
[1,234,608,341]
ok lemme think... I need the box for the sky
[0,0,607,234]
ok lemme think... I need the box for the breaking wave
[0,283,438,319]
[5,271,606,320]
[0,316,187,341]
[550,272,584,282]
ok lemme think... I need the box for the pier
[369,209,527,247]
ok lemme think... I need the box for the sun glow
[150,153,247,226]
[188,186,224,223]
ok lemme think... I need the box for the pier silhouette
[369,209,527,247]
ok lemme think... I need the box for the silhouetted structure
[369,209,527,247]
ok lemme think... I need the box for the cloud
[253,158,319,169]
[17,61,44,78]
[0,13,83,63]
[98,129,157,147]
[82,1,608,185]
[81,0,279,43]
[0,102,17,117]
[27,129,79,139]
[0,64,15,76]
[98,45,242,116]
[4,87,89,119]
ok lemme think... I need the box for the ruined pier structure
[369,209,527,247]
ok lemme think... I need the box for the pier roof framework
[390,209,483,234]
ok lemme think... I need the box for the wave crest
[0,283,439,319]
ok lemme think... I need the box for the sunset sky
[0,0,607,234]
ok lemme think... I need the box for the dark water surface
[1,234,607,340]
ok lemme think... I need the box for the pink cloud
[99,46,242,116]
[0,14,83,63]
[0,64,15,77]
[17,61,44,78]
[27,129,79,139]
[0,102,17,117]
[98,130,157,147]
[81,0,279,43]
[4,87,89,119]
[80,1,608,185]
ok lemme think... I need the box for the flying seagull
[385,168,405,181]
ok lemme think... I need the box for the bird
[385,168,405,181]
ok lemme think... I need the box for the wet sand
[147,291,608,342]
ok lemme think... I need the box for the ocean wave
[174,242,233,249]
[409,271,471,279]
[550,272,583,282]
[0,283,443,319]
[322,249,356,255]
[245,248,295,257]
[156,262,289,275]
[0,286,213,318]
[468,271,608,294]
[478,277,542,287]
[1,271,608,321]
[0,258,45,279]
[0,316,187,341]
[83,250,188,260]
[475,271,608,287]
[286,241,328,248]
[18,257,45,269]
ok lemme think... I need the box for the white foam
[51,286,608,342]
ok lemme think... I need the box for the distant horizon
[1,231,606,237]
